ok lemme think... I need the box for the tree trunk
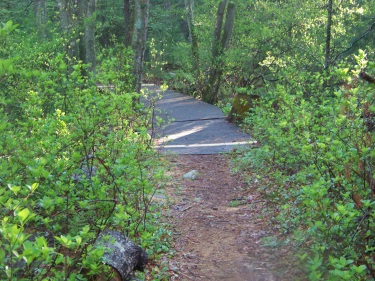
[184,0,193,44]
[124,0,133,48]
[85,0,96,74]
[57,0,96,75]
[221,3,235,51]
[203,1,235,104]
[123,0,149,93]
[33,0,47,40]
[131,0,150,93]
[57,0,78,61]
[323,0,333,90]
[324,0,333,71]
[211,0,227,62]
[78,0,88,70]
[184,0,200,87]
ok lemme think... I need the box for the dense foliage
[239,57,375,280]
[0,19,170,280]
[1,0,375,279]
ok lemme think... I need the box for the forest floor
[159,154,305,281]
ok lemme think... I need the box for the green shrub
[237,52,375,280]
[1,24,170,280]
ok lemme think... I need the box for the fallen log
[93,230,148,281]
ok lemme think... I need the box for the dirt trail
[164,155,301,281]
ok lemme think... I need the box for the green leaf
[56,235,72,247]
[0,188,6,196]
[82,225,90,234]
[27,183,39,192]
[353,264,366,273]
[8,184,21,195]
[0,248,5,262]
[75,236,82,245]
[55,254,64,265]
[16,208,32,224]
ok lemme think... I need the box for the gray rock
[183,170,199,179]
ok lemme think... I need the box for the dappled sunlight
[157,140,255,149]
[152,90,251,154]
[155,124,206,144]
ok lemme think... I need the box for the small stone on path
[183,170,199,179]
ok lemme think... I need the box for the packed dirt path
[164,154,302,281]
[146,84,302,280]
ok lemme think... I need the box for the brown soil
[163,154,304,281]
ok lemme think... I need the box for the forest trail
[164,154,299,281]
[146,85,301,280]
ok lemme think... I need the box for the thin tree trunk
[184,0,200,82]
[57,0,69,35]
[208,2,235,101]
[221,3,235,51]
[58,0,96,75]
[204,1,235,104]
[57,0,77,61]
[33,0,47,40]
[131,0,140,46]
[132,0,149,93]
[184,0,193,44]
[212,0,227,62]
[77,0,96,75]
[85,0,96,74]
[324,0,333,71]
[78,0,88,71]
[124,0,132,48]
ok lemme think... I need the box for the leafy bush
[165,69,197,96]
[237,52,375,280]
[0,23,170,280]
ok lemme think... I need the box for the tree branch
[25,1,33,11]
[333,21,375,62]
[359,71,375,84]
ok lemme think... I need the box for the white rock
[183,170,199,179]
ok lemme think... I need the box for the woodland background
[1,0,375,280]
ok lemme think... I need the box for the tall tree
[211,0,227,61]
[57,0,96,74]
[202,0,235,104]
[33,0,47,39]
[57,0,78,61]
[184,0,200,77]
[324,0,333,72]
[125,0,149,93]
[82,0,97,74]
[124,0,133,48]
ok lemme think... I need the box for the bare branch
[333,21,375,62]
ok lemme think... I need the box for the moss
[226,93,260,123]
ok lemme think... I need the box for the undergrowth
[0,22,171,280]
[235,51,375,280]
